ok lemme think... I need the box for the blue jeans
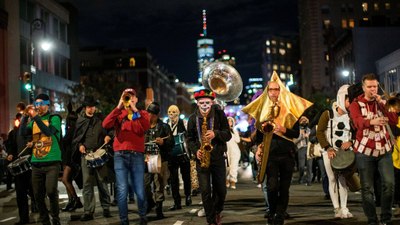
[356,152,394,224]
[114,151,147,223]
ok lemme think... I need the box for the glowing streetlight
[342,70,350,77]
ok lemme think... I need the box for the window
[129,57,136,67]
[266,47,271,54]
[323,19,331,28]
[349,19,355,28]
[266,40,270,46]
[60,22,67,43]
[384,3,390,10]
[273,64,278,70]
[271,40,277,45]
[341,19,348,28]
[272,48,277,54]
[362,2,368,12]
[280,65,286,71]
[321,5,330,14]
[279,48,286,55]
[373,3,379,11]
[287,43,292,49]
[287,66,292,72]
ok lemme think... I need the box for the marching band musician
[71,96,112,221]
[242,72,312,225]
[186,89,231,225]
[102,88,150,225]
[19,93,62,225]
[166,105,192,211]
[144,102,174,219]
[316,84,354,219]
[6,111,36,225]
[349,73,398,225]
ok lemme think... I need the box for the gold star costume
[242,72,313,182]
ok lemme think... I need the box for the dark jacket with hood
[145,119,174,162]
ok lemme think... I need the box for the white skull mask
[197,98,213,114]
[168,105,180,123]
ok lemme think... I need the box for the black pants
[15,170,34,222]
[32,163,60,225]
[266,153,295,222]
[197,157,226,224]
[169,155,191,205]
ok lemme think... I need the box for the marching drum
[85,149,110,168]
[145,142,161,173]
[331,149,361,192]
[7,155,31,176]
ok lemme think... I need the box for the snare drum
[7,155,31,176]
[331,149,360,192]
[146,154,161,173]
[85,149,110,168]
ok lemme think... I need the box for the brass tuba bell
[202,62,243,102]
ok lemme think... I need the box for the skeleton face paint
[168,105,180,123]
[197,99,213,114]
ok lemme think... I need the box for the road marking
[189,209,198,214]
[0,217,16,222]
[173,220,184,225]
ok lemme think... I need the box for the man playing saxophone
[243,72,312,225]
[186,89,231,225]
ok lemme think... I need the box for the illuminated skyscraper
[197,9,214,83]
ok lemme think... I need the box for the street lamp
[27,18,52,103]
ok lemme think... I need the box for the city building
[243,77,264,105]
[298,0,400,98]
[0,0,78,135]
[376,48,400,94]
[197,9,214,83]
[262,35,300,94]
[79,47,180,117]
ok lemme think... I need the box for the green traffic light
[24,83,32,91]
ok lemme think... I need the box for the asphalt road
[1,165,400,225]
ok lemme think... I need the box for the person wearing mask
[102,88,150,225]
[167,105,192,210]
[226,117,241,189]
[186,89,231,225]
[19,93,62,225]
[72,96,112,221]
[317,84,354,219]
[294,116,312,186]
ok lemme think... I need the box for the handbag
[307,142,322,159]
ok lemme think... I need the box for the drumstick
[17,145,30,158]
[85,142,109,156]
[144,135,170,145]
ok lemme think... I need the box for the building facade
[298,0,400,98]
[0,0,78,135]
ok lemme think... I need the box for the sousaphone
[202,62,243,103]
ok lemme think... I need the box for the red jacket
[102,108,150,152]
[349,94,397,152]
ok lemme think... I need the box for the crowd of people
[0,72,400,225]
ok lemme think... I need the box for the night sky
[68,0,298,83]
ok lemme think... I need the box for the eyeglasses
[34,100,49,107]
[268,88,280,92]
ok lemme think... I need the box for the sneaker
[257,184,261,188]
[198,208,206,217]
[334,208,342,218]
[341,208,353,219]
[226,180,230,188]
[230,181,236,189]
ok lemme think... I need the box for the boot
[146,199,155,214]
[61,198,74,212]
[155,202,165,219]
[169,201,182,211]
[185,195,192,206]
[69,197,83,211]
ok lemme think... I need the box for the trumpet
[23,105,36,116]
[122,92,132,108]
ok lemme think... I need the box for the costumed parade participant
[242,72,313,225]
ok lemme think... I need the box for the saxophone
[199,116,213,168]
